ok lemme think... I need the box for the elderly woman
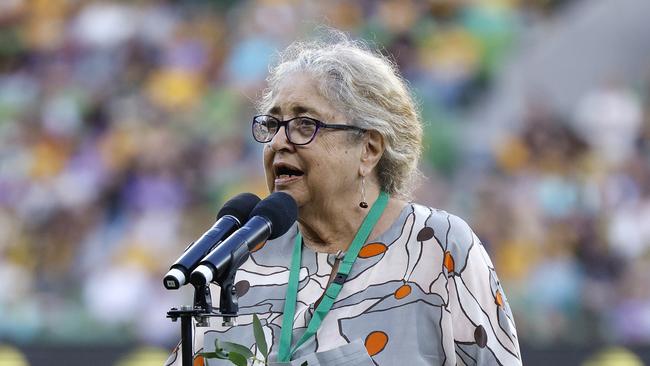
[166,33,521,366]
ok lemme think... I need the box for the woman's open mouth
[274,164,304,186]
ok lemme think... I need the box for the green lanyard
[277,191,389,362]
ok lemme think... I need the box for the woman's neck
[297,187,407,254]
[297,202,368,254]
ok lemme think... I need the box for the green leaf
[206,339,232,360]
[200,351,228,360]
[216,340,231,358]
[252,314,268,359]
[227,352,248,366]
[220,341,254,359]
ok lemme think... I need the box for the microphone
[190,191,298,287]
[163,193,261,290]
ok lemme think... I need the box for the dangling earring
[359,176,368,208]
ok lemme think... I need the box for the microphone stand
[216,269,239,327]
[166,262,242,366]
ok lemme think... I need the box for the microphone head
[217,193,261,223]
[251,192,298,239]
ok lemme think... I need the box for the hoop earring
[359,177,368,208]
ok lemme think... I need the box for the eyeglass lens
[254,116,317,144]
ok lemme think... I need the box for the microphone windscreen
[217,193,261,223]
[251,192,298,239]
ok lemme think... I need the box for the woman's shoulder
[409,202,473,228]
[408,202,477,250]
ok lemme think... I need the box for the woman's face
[262,72,363,209]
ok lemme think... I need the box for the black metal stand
[167,267,240,366]
[217,270,238,326]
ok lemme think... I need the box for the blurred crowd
[1,0,648,352]
[472,84,650,345]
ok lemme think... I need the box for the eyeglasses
[252,115,366,145]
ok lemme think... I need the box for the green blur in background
[1,0,649,365]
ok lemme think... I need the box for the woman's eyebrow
[292,105,323,118]
[291,105,309,114]
[268,106,281,115]
[267,105,322,118]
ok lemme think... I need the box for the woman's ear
[360,130,384,175]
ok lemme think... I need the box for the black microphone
[190,191,298,287]
[163,193,261,290]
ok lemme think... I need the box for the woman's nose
[269,126,293,151]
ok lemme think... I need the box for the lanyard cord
[277,191,389,362]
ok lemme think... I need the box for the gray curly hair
[257,30,423,198]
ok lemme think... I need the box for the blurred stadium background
[1,0,649,365]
